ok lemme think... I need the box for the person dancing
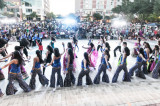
[63,42,77,73]
[77,52,93,86]
[97,36,105,52]
[142,42,152,74]
[152,41,160,79]
[43,45,53,75]
[29,50,49,89]
[72,36,79,52]
[114,36,123,57]
[82,42,98,70]
[45,43,65,91]
[94,49,111,84]
[64,48,75,87]
[112,46,131,83]
[129,48,146,79]
[0,51,31,95]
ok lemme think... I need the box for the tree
[0,0,6,9]
[111,0,159,23]
[153,0,160,16]
[86,14,91,21]
[104,16,111,20]
[29,12,38,19]
[93,13,103,20]
[46,12,55,19]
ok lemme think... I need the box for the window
[26,9,32,13]
[25,2,32,7]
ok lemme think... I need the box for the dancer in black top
[43,45,53,75]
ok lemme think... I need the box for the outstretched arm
[0,53,12,61]
[61,42,65,55]
[47,56,55,67]
[82,46,90,49]
[1,59,15,70]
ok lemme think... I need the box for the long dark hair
[13,51,24,66]
[124,47,130,56]
[68,42,73,50]
[158,41,160,46]
[47,45,53,53]
[104,50,110,61]
[54,48,60,57]
[139,48,145,58]
[105,42,110,51]
[145,42,153,53]
[90,42,94,49]
[68,48,74,64]
[15,46,23,51]
[137,37,141,44]
[84,52,90,66]
[101,36,105,43]
[36,50,44,64]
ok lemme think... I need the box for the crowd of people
[1,20,160,42]
[0,20,160,97]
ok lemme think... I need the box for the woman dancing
[63,42,77,72]
[43,45,53,75]
[82,42,98,69]
[132,37,141,57]
[64,48,75,87]
[142,42,152,74]
[72,36,79,52]
[94,49,111,84]
[129,48,146,79]
[152,41,160,79]
[20,38,31,60]
[0,51,31,95]
[77,52,93,86]
[0,46,29,80]
[36,40,43,55]
[112,46,131,83]
[97,36,105,52]
[114,36,123,57]
[29,50,48,89]
[45,43,65,91]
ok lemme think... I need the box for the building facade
[0,0,23,20]
[75,0,133,19]
[21,0,50,21]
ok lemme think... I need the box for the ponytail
[36,50,44,64]
[84,52,90,66]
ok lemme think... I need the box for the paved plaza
[0,39,160,106]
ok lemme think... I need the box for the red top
[36,41,43,50]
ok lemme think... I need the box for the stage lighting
[64,18,76,25]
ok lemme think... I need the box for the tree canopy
[93,13,103,20]
[29,12,37,18]
[0,0,6,9]
[46,12,56,19]
[112,0,160,22]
